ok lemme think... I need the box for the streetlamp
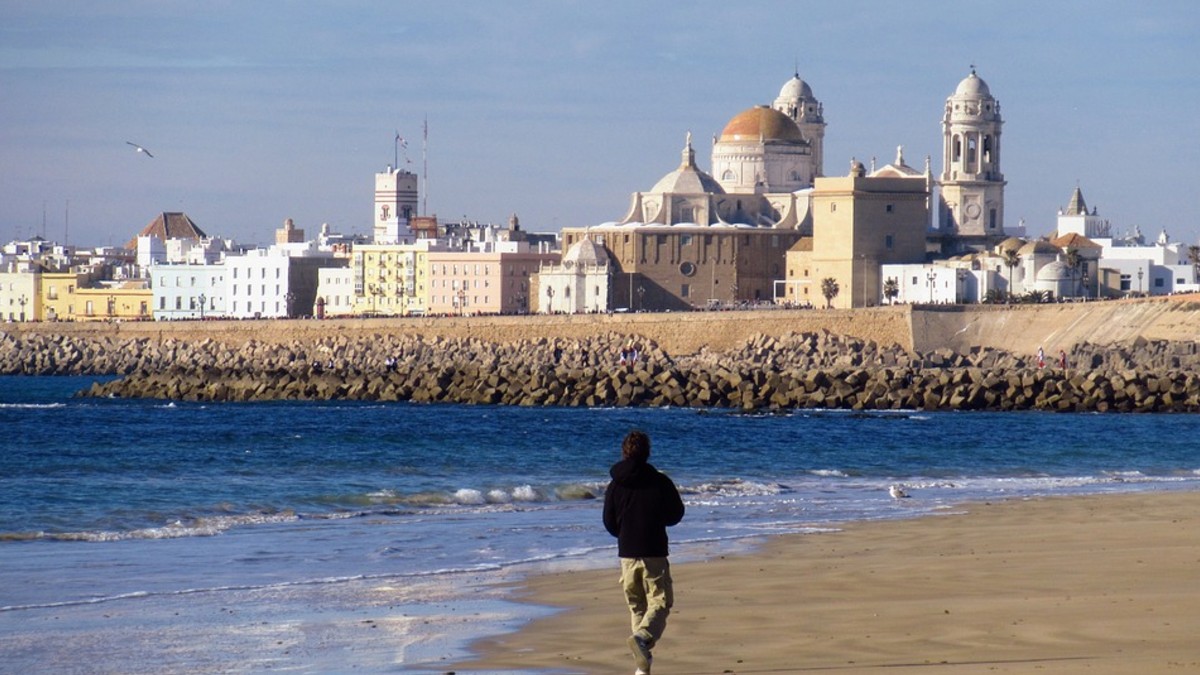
[546,285,555,314]
[457,288,467,316]
[1137,267,1144,295]
[17,294,27,322]
[857,254,865,308]
[926,269,937,303]
[636,285,645,312]
[197,293,207,320]
[956,269,968,304]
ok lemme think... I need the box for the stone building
[785,152,931,309]
[936,69,1007,253]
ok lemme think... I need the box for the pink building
[426,249,558,315]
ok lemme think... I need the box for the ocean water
[2,375,1199,673]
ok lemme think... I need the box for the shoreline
[453,489,1200,674]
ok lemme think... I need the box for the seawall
[6,294,1200,357]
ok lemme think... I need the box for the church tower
[938,69,1006,252]
[772,71,826,178]
[373,167,419,244]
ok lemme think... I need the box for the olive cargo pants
[620,556,673,646]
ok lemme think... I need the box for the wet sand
[456,490,1200,674]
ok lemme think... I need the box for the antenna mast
[422,116,428,216]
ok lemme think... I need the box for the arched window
[952,135,962,162]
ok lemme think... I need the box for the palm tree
[1001,248,1022,303]
[883,277,899,305]
[820,277,840,309]
[1063,246,1082,299]
[1024,289,1052,304]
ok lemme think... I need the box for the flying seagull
[125,141,154,158]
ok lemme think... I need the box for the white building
[315,267,355,318]
[537,237,611,314]
[150,263,226,320]
[225,244,343,319]
[1,257,41,322]
[880,264,970,304]
[1055,187,1198,296]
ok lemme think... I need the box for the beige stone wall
[10,294,1200,358]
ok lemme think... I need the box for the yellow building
[40,271,91,321]
[74,283,153,321]
[351,243,430,316]
[787,154,930,309]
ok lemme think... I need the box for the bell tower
[938,69,1006,252]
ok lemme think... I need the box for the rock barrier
[4,329,1200,412]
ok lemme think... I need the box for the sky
[1,1,1198,249]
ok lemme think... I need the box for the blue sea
[2,375,1199,674]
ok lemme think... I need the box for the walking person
[603,430,686,674]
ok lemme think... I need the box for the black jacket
[603,459,685,558]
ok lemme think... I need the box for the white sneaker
[628,634,652,673]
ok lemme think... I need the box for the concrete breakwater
[5,329,1199,412]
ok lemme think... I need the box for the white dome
[954,70,992,98]
[562,237,608,266]
[778,73,814,101]
[1036,260,1071,282]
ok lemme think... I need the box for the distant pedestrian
[1037,346,1045,370]
[603,430,685,675]
[1059,349,1067,370]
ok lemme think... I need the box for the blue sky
[1,1,1197,248]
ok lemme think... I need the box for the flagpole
[394,131,399,170]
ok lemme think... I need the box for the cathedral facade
[558,69,1002,311]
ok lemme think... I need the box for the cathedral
[553,69,1005,311]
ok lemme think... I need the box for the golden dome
[719,105,804,143]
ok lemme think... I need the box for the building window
[886,204,894,213]
[886,235,894,250]
[681,234,692,246]
[681,283,690,298]
[831,203,837,212]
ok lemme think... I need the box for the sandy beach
[456,490,1200,674]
